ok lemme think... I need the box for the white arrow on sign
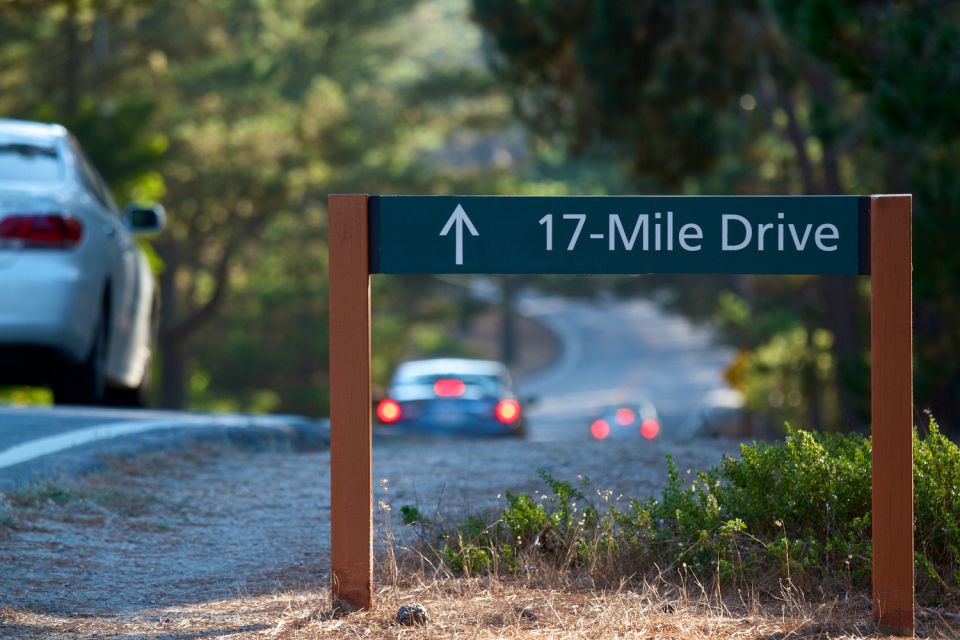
[439,203,479,266]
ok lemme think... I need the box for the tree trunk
[158,331,187,409]
[157,251,186,408]
[805,324,825,430]
[500,276,518,365]
[820,275,862,429]
[806,59,865,431]
[153,231,245,408]
[62,0,80,119]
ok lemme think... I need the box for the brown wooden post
[870,194,913,636]
[328,194,373,610]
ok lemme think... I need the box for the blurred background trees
[0,0,957,433]
[472,0,960,431]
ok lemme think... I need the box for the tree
[165,0,539,414]
[471,0,959,430]
[772,1,960,428]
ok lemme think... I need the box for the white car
[0,118,164,405]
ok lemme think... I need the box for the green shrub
[613,426,874,588]
[432,419,960,605]
[914,419,960,596]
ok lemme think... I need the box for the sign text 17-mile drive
[370,196,868,275]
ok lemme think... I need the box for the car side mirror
[125,204,166,235]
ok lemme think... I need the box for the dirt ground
[1,439,956,639]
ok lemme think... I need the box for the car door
[68,137,138,371]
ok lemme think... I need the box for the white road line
[0,415,287,470]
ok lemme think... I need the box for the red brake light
[0,214,83,248]
[591,419,610,440]
[495,399,520,424]
[614,407,636,426]
[376,398,402,424]
[641,418,660,439]
[434,379,466,397]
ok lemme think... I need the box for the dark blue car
[376,358,526,438]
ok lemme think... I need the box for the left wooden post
[328,194,373,610]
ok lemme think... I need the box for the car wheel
[53,311,108,406]
[104,382,147,408]
[105,296,159,408]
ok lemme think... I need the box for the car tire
[105,296,159,408]
[53,311,108,406]
[104,381,147,408]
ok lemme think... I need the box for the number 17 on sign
[539,214,589,251]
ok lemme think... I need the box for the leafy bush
[435,470,600,575]
[613,427,873,588]
[430,420,959,604]
[914,420,960,596]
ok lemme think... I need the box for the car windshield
[394,373,503,396]
[0,141,63,183]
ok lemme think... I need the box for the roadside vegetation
[394,420,959,611]
[3,2,959,438]
[2,427,958,637]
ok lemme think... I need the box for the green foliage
[1,0,532,412]
[914,417,960,591]
[400,504,425,526]
[435,422,960,604]
[436,469,604,575]
[439,513,508,575]
[472,0,960,433]
[0,387,53,406]
[739,326,839,430]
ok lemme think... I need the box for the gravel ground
[0,436,743,635]
[373,437,743,536]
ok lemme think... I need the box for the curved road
[518,295,739,441]
[0,294,736,487]
[0,406,325,489]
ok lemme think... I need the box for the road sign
[438,203,479,266]
[372,195,868,275]
[329,193,913,635]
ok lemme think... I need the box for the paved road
[0,294,734,486]
[0,406,326,489]
[518,295,739,441]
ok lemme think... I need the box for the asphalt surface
[0,294,736,488]
[0,406,328,490]
[518,295,737,441]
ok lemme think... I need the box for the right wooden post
[870,194,914,636]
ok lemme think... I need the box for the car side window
[68,137,116,213]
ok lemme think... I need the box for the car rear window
[0,141,63,183]
[395,373,503,396]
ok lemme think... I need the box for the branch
[162,213,270,344]
[805,59,844,193]
[161,240,235,344]
[777,88,819,195]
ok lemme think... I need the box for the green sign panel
[371,196,868,275]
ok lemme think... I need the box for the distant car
[589,401,660,440]
[0,118,165,405]
[376,358,526,437]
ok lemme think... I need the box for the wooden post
[870,194,913,636]
[328,194,373,610]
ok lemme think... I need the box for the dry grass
[266,552,960,640]
[5,571,956,639]
[3,445,958,639]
